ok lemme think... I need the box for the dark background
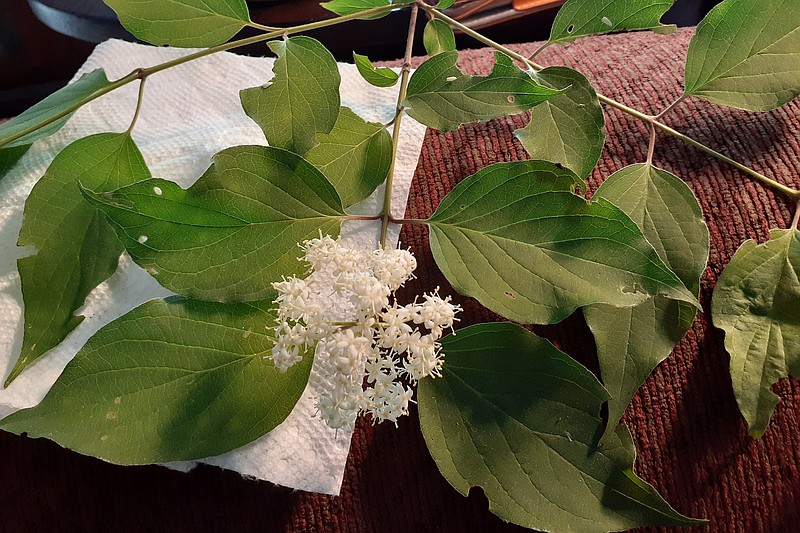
[1,0,722,117]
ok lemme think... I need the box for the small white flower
[269,236,460,430]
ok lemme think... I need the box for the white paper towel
[0,39,426,495]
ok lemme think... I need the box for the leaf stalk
[126,76,147,134]
[380,2,420,247]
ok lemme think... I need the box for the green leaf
[0,144,30,180]
[103,0,251,47]
[321,0,413,19]
[586,164,709,441]
[81,145,346,303]
[514,67,605,181]
[6,133,151,387]
[435,0,456,8]
[353,53,400,88]
[592,164,709,294]
[241,37,341,156]
[403,51,563,132]
[305,107,392,207]
[0,297,312,463]
[0,69,111,149]
[418,323,705,532]
[549,0,676,44]
[683,0,800,111]
[712,229,800,437]
[425,160,699,325]
[423,19,456,57]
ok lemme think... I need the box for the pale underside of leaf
[549,0,676,45]
[514,66,605,180]
[712,229,800,437]
[321,0,412,19]
[426,160,698,325]
[585,298,696,441]
[403,51,563,132]
[103,0,251,47]
[586,163,709,440]
[352,53,399,87]
[684,0,800,111]
[423,18,457,57]
[0,297,313,463]
[418,323,704,532]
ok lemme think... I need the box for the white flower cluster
[270,235,461,431]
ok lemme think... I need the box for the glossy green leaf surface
[423,19,456,56]
[514,67,605,180]
[0,69,110,149]
[404,51,562,132]
[0,297,312,463]
[684,0,800,111]
[7,133,150,387]
[549,0,676,44]
[305,107,392,207]
[321,0,413,19]
[241,37,341,155]
[585,164,709,441]
[418,323,705,532]
[712,229,800,437]
[103,0,251,47]
[353,53,400,87]
[82,145,346,303]
[426,160,698,325]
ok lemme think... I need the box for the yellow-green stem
[126,77,147,134]
[380,3,420,247]
[421,3,800,200]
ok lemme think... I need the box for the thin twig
[528,41,550,61]
[380,3,420,247]
[652,94,687,121]
[248,22,284,32]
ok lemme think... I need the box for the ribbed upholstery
[1,28,798,532]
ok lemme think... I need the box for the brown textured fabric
[1,28,799,532]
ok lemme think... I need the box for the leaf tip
[4,359,27,388]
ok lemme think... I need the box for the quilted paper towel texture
[0,39,426,495]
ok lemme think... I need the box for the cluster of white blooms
[270,235,461,431]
